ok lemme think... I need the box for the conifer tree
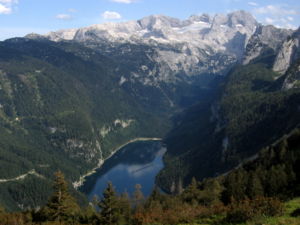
[200,178,223,206]
[41,171,80,223]
[98,182,120,225]
[246,172,264,198]
[118,192,132,224]
[182,177,200,205]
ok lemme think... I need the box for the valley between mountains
[0,10,300,214]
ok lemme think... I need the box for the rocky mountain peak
[27,11,283,84]
[188,13,212,23]
[210,10,256,29]
[137,14,182,30]
[228,10,256,27]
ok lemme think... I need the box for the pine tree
[200,178,223,206]
[41,171,80,223]
[246,172,264,198]
[222,169,247,203]
[118,192,132,224]
[98,182,120,225]
[182,177,200,205]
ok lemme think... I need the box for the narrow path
[0,169,44,183]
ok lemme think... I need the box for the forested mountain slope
[157,27,300,192]
[0,38,171,210]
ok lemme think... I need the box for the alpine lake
[80,141,166,200]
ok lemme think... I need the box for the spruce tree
[182,177,200,205]
[98,182,120,225]
[41,171,80,223]
[246,172,264,198]
[118,192,132,224]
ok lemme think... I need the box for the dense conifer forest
[0,127,299,225]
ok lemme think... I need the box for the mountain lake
[80,140,166,200]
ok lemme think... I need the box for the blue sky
[0,0,300,40]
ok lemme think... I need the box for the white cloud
[0,0,18,14]
[102,11,122,20]
[282,23,297,30]
[254,5,298,16]
[110,0,137,4]
[0,0,18,3]
[56,14,72,20]
[253,5,299,30]
[265,17,275,24]
[263,16,297,29]
[0,3,11,14]
[248,2,258,7]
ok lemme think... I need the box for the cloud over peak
[102,11,122,20]
[254,5,298,16]
[252,4,299,29]
[56,14,72,20]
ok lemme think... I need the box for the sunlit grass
[179,198,300,225]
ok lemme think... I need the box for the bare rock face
[29,11,259,84]
[282,62,300,89]
[28,11,299,90]
[273,28,300,74]
[243,25,293,65]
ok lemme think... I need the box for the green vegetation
[0,37,218,210]
[0,34,300,223]
[0,126,300,224]
[0,38,173,210]
[158,63,300,192]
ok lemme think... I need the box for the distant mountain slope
[156,26,300,192]
[0,38,171,210]
[158,56,300,192]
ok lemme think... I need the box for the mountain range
[0,10,300,210]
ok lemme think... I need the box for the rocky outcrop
[243,25,292,65]
[273,28,300,74]
[282,59,300,89]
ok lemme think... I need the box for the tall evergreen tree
[181,177,200,205]
[200,178,223,206]
[40,171,80,223]
[246,172,264,198]
[118,192,132,224]
[98,182,120,225]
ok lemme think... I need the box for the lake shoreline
[72,137,162,189]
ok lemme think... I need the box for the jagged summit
[26,11,294,84]
[40,11,257,49]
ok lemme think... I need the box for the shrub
[224,197,283,224]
